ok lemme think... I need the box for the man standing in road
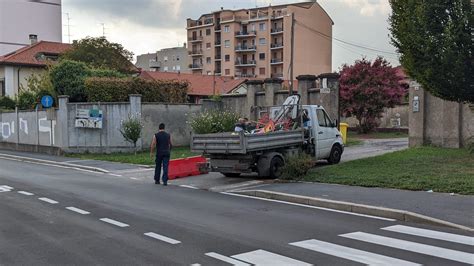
[150,123,172,186]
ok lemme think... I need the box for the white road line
[205,252,250,266]
[66,207,90,215]
[382,225,474,246]
[341,232,474,264]
[38,197,58,204]
[144,232,181,244]
[232,249,312,266]
[190,264,201,266]
[220,192,395,221]
[114,168,154,174]
[180,185,199,189]
[108,173,123,177]
[290,239,420,266]
[17,191,34,196]
[130,177,139,180]
[0,185,14,190]
[99,218,129,228]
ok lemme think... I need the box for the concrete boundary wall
[409,82,473,148]
[1,95,203,154]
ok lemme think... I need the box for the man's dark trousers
[154,154,170,184]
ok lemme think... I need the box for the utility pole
[289,12,295,94]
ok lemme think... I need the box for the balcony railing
[271,58,283,64]
[236,73,257,78]
[215,41,221,46]
[215,25,221,31]
[188,36,203,42]
[189,63,203,69]
[271,10,288,19]
[271,43,284,49]
[235,30,256,37]
[271,27,284,34]
[149,60,161,69]
[235,60,256,66]
[215,55,222,60]
[188,49,203,56]
[235,45,256,52]
[271,73,284,79]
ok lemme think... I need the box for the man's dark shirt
[155,131,171,156]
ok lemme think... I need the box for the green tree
[389,0,473,102]
[339,57,406,133]
[20,71,57,107]
[50,60,89,102]
[61,37,135,74]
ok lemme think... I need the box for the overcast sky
[62,0,399,71]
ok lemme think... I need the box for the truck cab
[269,104,344,163]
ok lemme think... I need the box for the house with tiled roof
[0,41,71,97]
[140,71,248,103]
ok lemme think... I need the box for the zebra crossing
[206,224,474,265]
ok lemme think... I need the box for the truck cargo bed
[191,130,304,154]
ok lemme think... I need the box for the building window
[259,53,265,60]
[163,66,169,71]
[164,56,168,62]
[225,54,230,62]
[224,25,230,32]
[172,66,176,70]
[199,30,202,36]
[251,23,256,32]
[206,28,211,35]
[177,55,180,61]
[176,65,181,71]
[225,69,230,75]
[259,38,266,45]
[206,57,211,64]
[206,42,211,49]
[224,40,230,47]
[259,68,265,75]
[259,22,266,31]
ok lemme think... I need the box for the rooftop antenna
[63,12,72,43]
[100,23,106,37]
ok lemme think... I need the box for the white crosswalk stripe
[205,252,250,265]
[290,239,421,266]
[382,225,474,246]
[231,249,312,266]
[341,231,474,265]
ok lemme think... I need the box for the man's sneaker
[155,181,160,185]
[163,183,168,186]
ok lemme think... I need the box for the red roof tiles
[140,71,247,96]
[0,41,71,67]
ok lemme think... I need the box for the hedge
[84,77,188,103]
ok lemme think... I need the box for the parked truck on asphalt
[191,96,344,178]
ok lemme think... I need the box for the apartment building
[135,44,191,73]
[0,0,62,55]
[186,1,333,80]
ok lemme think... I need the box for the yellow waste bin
[339,123,349,144]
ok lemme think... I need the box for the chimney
[29,34,38,45]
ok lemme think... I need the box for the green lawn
[68,146,198,166]
[306,147,474,195]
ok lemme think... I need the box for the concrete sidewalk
[239,182,474,229]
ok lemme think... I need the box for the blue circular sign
[41,95,54,108]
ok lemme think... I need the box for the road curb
[232,190,474,232]
[0,153,109,174]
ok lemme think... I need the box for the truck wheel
[328,145,342,164]
[223,173,241,177]
[269,156,284,179]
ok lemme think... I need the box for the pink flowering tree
[339,57,407,133]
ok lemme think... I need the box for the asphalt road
[0,157,473,265]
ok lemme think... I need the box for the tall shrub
[120,116,142,154]
[84,77,188,103]
[189,110,240,134]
